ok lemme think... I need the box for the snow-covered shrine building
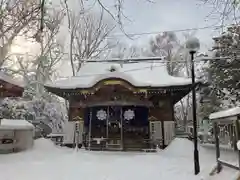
[44,61,198,151]
[0,72,30,154]
[0,71,24,97]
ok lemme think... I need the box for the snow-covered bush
[0,97,67,135]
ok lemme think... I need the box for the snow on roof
[0,71,25,88]
[45,62,195,89]
[0,119,34,130]
[209,107,240,120]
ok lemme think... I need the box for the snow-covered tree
[10,7,65,98]
[147,32,195,130]
[107,42,142,59]
[0,6,68,136]
[201,0,240,25]
[208,25,240,108]
[0,0,41,67]
[0,97,67,135]
[147,31,184,76]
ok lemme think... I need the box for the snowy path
[0,138,238,180]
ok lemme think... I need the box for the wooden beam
[161,120,165,149]
[218,159,239,170]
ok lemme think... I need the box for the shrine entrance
[106,106,123,150]
[84,105,149,151]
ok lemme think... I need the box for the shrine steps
[84,147,157,152]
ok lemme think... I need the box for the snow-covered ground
[0,138,238,180]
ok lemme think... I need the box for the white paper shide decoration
[97,109,107,120]
[124,109,135,120]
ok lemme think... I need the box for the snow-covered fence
[209,107,240,173]
[218,124,235,147]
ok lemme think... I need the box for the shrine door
[106,106,123,149]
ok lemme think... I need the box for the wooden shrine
[0,72,24,97]
[44,61,200,151]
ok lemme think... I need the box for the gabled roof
[0,71,25,88]
[45,62,195,89]
[209,107,240,120]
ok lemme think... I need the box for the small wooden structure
[0,71,24,97]
[46,133,64,146]
[0,119,34,153]
[0,72,29,153]
[209,107,240,173]
[44,61,201,151]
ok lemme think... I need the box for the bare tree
[200,0,240,26]
[62,0,155,38]
[10,8,65,97]
[0,0,41,67]
[69,10,115,75]
[147,31,202,131]
[108,42,142,59]
[148,32,184,76]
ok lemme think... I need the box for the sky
[11,0,229,77]
[52,0,224,77]
[66,0,223,50]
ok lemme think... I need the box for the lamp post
[186,37,200,175]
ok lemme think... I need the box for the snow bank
[206,167,239,180]
[33,138,58,151]
[0,136,234,180]
[163,138,194,157]
[32,138,73,153]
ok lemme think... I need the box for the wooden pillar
[68,99,72,121]
[120,107,124,151]
[161,120,165,149]
[88,108,92,150]
[213,122,222,173]
[170,92,175,122]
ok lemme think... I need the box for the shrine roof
[45,61,198,89]
[0,71,25,88]
[209,107,240,120]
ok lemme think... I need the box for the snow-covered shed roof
[45,62,196,89]
[209,107,240,120]
[0,119,34,130]
[0,71,25,88]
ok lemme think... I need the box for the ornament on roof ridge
[109,65,118,72]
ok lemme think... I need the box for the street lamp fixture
[186,37,200,175]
